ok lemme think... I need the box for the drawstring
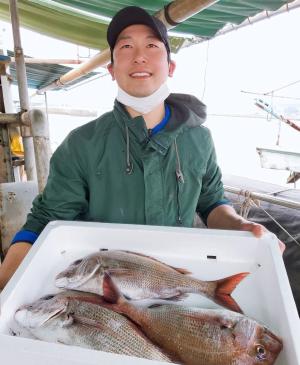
[125,125,133,174]
[174,139,184,224]
[174,139,184,183]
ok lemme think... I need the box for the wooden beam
[10,58,86,65]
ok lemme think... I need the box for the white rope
[236,190,260,219]
[251,200,300,247]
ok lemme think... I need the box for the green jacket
[24,93,224,234]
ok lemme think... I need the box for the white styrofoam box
[0,221,299,365]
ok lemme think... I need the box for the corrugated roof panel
[7,51,100,90]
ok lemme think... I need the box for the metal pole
[224,185,300,210]
[22,109,51,192]
[255,99,300,133]
[0,128,13,183]
[37,0,220,94]
[9,0,36,181]
[0,53,16,183]
[0,112,22,125]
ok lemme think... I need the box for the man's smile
[130,72,152,78]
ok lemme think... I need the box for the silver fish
[14,290,171,362]
[55,250,249,312]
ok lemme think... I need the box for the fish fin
[73,315,108,330]
[183,312,236,329]
[170,267,192,275]
[217,317,236,329]
[164,292,189,301]
[117,250,192,274]
[214,272,249,313]
[107,268,136,277]
[147,303,164,309]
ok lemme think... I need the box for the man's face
[107,24,175,97]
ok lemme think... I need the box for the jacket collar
[112,93,207,156]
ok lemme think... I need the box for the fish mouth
[55,262,102,289]
[14,308,27,325]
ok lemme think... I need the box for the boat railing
[224,185,300,210]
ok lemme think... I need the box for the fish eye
[256,345,266,360]
[41,295,55,301]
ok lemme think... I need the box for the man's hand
[237,222,285,254]
[207,205,286,254]
[0,242,32,290]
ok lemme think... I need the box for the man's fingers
[279,240,286,254]
[240,222,266,238]
[240,222,286,254]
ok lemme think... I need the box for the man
[0,6,284,290]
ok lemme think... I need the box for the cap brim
[107,6,168,51]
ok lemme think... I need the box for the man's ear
[107,63,115,80]
[168,60,176,77]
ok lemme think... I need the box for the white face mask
[116,82,170,115]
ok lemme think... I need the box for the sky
[1,6,300,188]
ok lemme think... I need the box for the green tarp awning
[0,0,295,51]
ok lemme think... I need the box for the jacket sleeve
[196,130,225,221]
[23,132,89,235]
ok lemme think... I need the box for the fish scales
[69,300,146,355]
[137,306,240,364]
[56,250,249,312]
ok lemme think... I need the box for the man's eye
[120,44,132,49]
[147,44,158,48]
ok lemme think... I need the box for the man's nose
[133,49,147,64]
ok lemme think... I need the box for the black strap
[164,3,181,27]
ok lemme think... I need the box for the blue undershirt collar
[148,104,171,136]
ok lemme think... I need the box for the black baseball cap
[107,6,170,59]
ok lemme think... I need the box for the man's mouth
[130,72,152,78]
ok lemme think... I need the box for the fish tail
[214,272,249,313]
